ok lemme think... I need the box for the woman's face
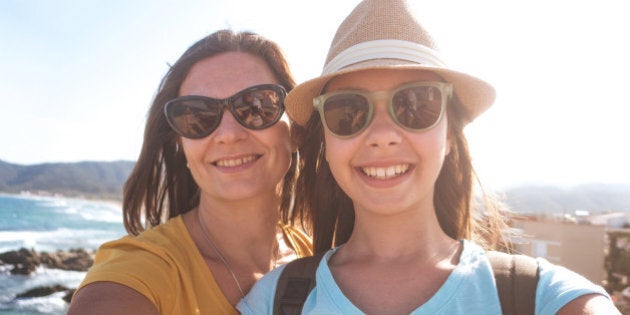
[179,52,293,203]
[323,69,450,215]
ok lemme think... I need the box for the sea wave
[0,228,121,253]
[0,194,127,314]
[0,292,69,315]
[0,266,83,314]
[49,198,123,223]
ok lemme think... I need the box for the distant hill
[0,160,135,200]
[502,183,630,214]
[0,159,628,212]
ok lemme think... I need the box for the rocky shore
[0,247,95,303]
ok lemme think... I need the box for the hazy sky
[1,0,629,190]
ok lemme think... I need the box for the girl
[238,1,617,314]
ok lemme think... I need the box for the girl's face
[323,69,450,215]
[179,52,293,204]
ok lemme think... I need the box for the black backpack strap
[487,251,539,315]
[273,252,326,315]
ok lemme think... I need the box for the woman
[68,30,311,314]
[238,1,618,314]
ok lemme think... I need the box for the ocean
[0,194,127,315]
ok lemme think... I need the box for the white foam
[0,228,123,252]
[0,266,83,314]
[0,195,126,314]
[1,292,69,314]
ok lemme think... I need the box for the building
[511,218,607,284]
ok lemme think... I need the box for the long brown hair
[123,30,297,235]
[292,94,507,253]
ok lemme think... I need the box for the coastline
[0,191,123,209]
[0,193,127,313]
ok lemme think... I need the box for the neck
[183,192,283,303]
[199,189,281,224]
[342,203,455,259]
[195,193,280,260]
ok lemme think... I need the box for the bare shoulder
[557,293,620,315]
[67,282,158,315]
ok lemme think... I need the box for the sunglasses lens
[165,85,286,139]
[232,88,284,129]
[392,85,443,130]
[165,99,221,139]
[322,94,370,136]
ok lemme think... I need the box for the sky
[1,0,629,190]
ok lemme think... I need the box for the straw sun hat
[285,0,495,126]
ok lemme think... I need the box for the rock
[0,247,94,274]
[15,285,69,298]
[11,263,38,275]
[40,248,93,271]
[58,248,93,271]
[13,285,76,304]
[1,248,91,304]
[0,248,39,264]
[63,289,75,303]
[0,248,40,275]
[39,251,63,268]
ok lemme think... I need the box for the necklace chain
[196,210,279,298]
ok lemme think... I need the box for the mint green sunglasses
[314,81,452,138]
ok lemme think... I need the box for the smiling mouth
[361,164,410,179]
[214,155,259,167]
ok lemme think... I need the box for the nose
[212,109,248,144]
[364,101,402,148]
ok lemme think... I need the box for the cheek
[436,124,449,156]
[432,121,451,161]
[430,115,450,152]
[180,138,201,162]
[265,123,293,173]
[323,131,340,163]
[180,138,207,184]
[411,118,450,159]
[324,132,357,180]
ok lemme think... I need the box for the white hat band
[322,39,447,75]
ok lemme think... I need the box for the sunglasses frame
[313,81,453,138]
[164,84,286,139]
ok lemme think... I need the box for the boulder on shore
[11,285,75,304]
[1,248,93,304]
[15,285,70,299]
[0,247,94,275]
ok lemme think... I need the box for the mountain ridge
[501,183,630,214]
[1,160,628,212]
[0,160,135,200]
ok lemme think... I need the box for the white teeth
[215,155,256,167]
[362,164,409,179]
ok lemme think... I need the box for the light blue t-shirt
[238,240,610,314]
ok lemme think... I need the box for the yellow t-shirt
[77,215,312,314]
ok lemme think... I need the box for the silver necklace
[196,210,279,298]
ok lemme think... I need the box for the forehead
[180,52,279,98]
[325,69,443,92]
